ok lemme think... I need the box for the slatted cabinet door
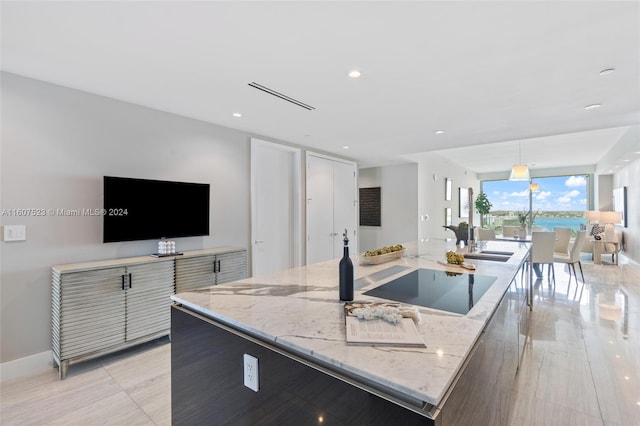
[53,267,126,362]
[215,250,248,284]
[174,255,216,293]
[125,261,175,341]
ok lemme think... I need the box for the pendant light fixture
[509,141,530,181]
[529,182,539,191]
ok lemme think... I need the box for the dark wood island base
[171,305,435,425]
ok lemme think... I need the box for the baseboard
[0,350,54,382]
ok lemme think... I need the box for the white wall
[0,72,251,363]
[410,152,480,242]
[598,125,639,263]
[358,164,418,251]
[357,156,479,251]
[612,165,639,264]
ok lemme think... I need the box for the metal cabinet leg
[59,360,69,380]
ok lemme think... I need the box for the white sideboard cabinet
[52,246,246,379]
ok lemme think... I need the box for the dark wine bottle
[339,229,354,301]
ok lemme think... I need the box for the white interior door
[332,160,358,257]
[306,155,335,264]
[251,139,301,277]
[306,153,358,264]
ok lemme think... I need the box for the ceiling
[2,1,639,171]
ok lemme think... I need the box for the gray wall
[1,73,250,363]
[358,164,418,251]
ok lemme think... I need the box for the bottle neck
[343,246,349,256]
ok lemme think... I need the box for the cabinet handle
[217,260,221,272]
[129,273,132,288]
[121,274,125,290]
[213,261,217,274]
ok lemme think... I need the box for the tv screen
[103,176,210,243]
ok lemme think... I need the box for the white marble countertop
[171,239,530,408]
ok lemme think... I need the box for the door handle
[330,232,338,236]
[254,240,264,244]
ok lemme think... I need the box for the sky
[482,175,588,212]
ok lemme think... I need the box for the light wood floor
[1,255,638,426]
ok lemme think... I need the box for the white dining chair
[554,230,587,284]
[553,227,571,256]
[477,228,496,241]
[530,231,556,285]
[502,226,521,238]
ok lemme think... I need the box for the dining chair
[553,230,587,284]
[553,227,571,256]
[477,228,496,241]
[502,226,521,238]
[530,231,556,285]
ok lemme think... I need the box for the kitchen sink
[478,250,514,256]
[462,251,513,262]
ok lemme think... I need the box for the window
[481,175,588,236]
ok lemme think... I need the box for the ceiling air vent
[248,82,316,111]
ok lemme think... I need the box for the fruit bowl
[360,249,406,265]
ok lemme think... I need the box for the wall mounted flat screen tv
[103,176,210,243]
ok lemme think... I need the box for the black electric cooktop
[363,268,497,315]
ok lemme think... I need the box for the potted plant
[474,192,492,228]
[517,209,540,236]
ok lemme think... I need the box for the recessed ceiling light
[434,130,445,134]
[584,104,601,110]
[600,68,615,75]
[348,70,362,78]
[232,112,242,117]
[343,146,350,149]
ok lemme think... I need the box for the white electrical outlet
[243,353,259,392]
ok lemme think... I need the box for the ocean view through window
[481,175,588,236]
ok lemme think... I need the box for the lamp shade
[584,211,600,222]
[509,165,530,181]
[599,211,622,224]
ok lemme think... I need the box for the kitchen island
[171,239,531,425]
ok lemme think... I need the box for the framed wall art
[359,187,381,226]
[459,187,469,218]
[613,186,628,227]
[445,178,452,201]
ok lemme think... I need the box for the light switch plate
[3,225,26,242]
